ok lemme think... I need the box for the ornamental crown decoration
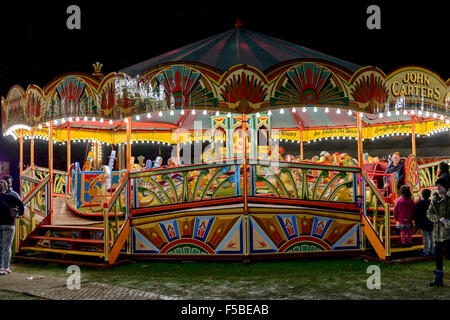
[92,62,104,78]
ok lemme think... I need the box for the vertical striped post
[48,122,54,224]
[67,124,71,194]
[103,202,110,262]
[384,202,391,257]
[411,115,416,156]
[242,114,248,214]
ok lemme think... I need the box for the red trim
[160,238,215,254]
[247,196,359,211]
[278,236,332,252]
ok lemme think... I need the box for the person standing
[437,162,450,186]
[427,178,450,286]
[414,188,434,256]
[383,152,405,193]
[2,175,20,200]
[0,180,24,275]
[393,185,415,247]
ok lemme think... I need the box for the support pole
[48,122,54,224]
[176,129,180,163]
[126,117,132,211]
[411,115,416,156]
[299,126,304,160]
[242,114,248,214]
[30,127,35,173]
[19,129,23,198]
[356,112,364,167]
[67,124,71,194]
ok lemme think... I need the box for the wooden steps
[28,235,106,244]
[20,246,105,257]
[39,225,104,231]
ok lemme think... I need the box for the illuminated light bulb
[92,117,96,122]
[135,115,140,120]
[76,117,80,121]
[324,107,329,113]
[84,116,88,121]
[378,113,383,118]
[440,115,444,120]
[395,110,400,116]
[403,110,407,115]
[268,110,272,115]
[446,119,450,124]
[109,119,113,125]
[425,111,430,117]
[38,124,42,129]
[418,110,422,116]
[347,110,352,116]
[336,108,341,114]
[191,110,196,115]
[124,118,128,123]
[147,113,151,118]
[411,110,415,115]
[280,109,284,114]
[54,119,58,125]
[100,118,104,123]
[291,107,296,113]
[227,112,231,117]
[313,107,318,112]
[170,110,174,116]
[256,112,260,117]
[180,110,185,115]
[360,112,364,117]
[203,110,207,115]
[433,113,437,118]
[158,111,163,117]
[68,117,73,122]
[387,111,392,117]
[302,107,307,112]
[61,118,66,123]
[215,111,219,116]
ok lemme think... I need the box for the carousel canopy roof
[120,22,362,75]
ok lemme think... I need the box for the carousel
[2,21,450,265]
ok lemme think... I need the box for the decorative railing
[418,159,450,189]
[360,169,390,259]
[14,173,51,252]
[130,161,243,212]
[21,166,68,195]
[248,159,359,205]
[103,172,131,264]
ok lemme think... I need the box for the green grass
[7,257,450,300]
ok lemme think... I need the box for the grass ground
[4,256,449,300]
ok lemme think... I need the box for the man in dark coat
[2,175,20,200]
[0,180,24,275]
[438,162,450,186]
[383,152,405,192]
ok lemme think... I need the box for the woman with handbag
[0,180,24,275]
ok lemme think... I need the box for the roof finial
[235,18,243,28]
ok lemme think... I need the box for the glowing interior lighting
[336,108,341,114]
[227,112,231,118]
[191,110,196,115]
[256,112,260,117]
[158,111,163,117]
[135,115,140,120]
[170,110,174,116]
[76,117,80,121]
[280,109,284,114]
[395,110,400,116]
[180,110,185,115]
[215,111,219,116]
[147,113,151,119]
[100,118,104,123]
[302,107,307,113]
[387,111,392,117]
[109,119,113,125]
[203,110,207,115]
[313,107,318,112]
[347,110,352,116]
[324,107,329,113]
[291,107,296,113]
[378,113,383,118]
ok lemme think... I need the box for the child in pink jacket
[393,185,415,247]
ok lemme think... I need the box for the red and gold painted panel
[129,211,360,257]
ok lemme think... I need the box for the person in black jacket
[414,188,434,256]
[2,175,20,200]
[383,152,405,193]
[438,161,450,186]
[0,180,24,275]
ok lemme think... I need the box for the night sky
[0,0,449,189]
